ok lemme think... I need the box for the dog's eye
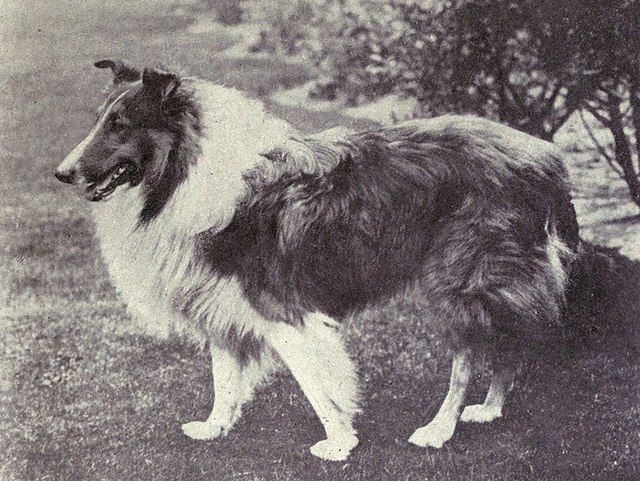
[108,114,128,130]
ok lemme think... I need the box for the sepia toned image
[1,1,639,480]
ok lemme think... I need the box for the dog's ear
[94,59,141,84]
[142,68,180,103]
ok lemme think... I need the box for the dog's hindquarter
[387,117,579,348]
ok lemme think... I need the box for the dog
[55,60,580,461]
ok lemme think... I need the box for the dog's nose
[55,169,76,184]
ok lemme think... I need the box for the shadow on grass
[3,232,639,481]
[3,85,638,478]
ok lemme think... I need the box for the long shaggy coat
[55,61,580,461]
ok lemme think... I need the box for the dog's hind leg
[460,364,515,423]
[408,349,472,449]
[182,343,273,440]
[264,313,360,461]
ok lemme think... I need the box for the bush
[252,1,625,131]
[307,1,420,104]
[244,0,316,54]
[245,1,458,105]
[290,0,593,135]
[251,0,640,207]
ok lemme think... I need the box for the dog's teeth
[112,165,126,180]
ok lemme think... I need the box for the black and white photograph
[1,1,639,480]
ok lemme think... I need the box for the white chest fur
[91,186,269,345]
[92,187,185,338]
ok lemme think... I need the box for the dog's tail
[564,241,621,341]
[547,192,620,342]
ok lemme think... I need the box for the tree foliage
[250,0,640,206]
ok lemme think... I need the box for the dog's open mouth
[85,162,138,202]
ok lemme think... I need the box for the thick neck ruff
[90,81,297,342]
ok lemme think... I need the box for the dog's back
[228,115,579,348]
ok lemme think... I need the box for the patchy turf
[1,2,639,481]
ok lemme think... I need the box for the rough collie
[55,60,580,461]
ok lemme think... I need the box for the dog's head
[55,60,199,216]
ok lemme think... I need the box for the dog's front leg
[182,343,268,440]
[265,313,360,461]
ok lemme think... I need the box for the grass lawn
[1,2,639,480]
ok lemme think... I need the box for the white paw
[460,404,502,423]
[309,434,359,461]
[408,421,455,449]
[181,420,227,440]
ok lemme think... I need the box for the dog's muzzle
[55,168,77,184]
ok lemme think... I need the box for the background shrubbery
[240,0,640,208]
